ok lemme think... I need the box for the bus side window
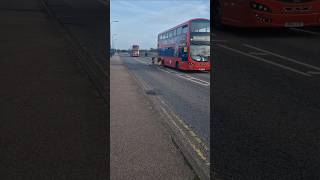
[182,25,188,34]
[177,27,182,35]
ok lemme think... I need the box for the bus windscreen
[191,20,210,32]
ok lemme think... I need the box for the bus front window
[190,45,210,62]
[191,20,210,32]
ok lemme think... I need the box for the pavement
[212,27,320,179]
[110,54,195,180]
[0,0,108,179]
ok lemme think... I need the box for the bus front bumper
[182,62,210,71]
[248,12,320,27]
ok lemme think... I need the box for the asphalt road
[0,0,108,179]
[45,0,107,66]
[119,54,211,147]
[213,27,320,179]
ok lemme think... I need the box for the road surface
[119,54,210,147]
[0,0,108,179]
[213,27,320,179]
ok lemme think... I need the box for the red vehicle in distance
[213,0,320,28]
[131,45,140,57]
[157,18,210,71]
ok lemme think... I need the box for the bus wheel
[214,0,223,30]
[175,62,180,70]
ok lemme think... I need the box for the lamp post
[112,34,117,54]
[113,38,117,53]
[110,20,119,54]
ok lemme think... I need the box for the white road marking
[159,68,210,84]
[249,52,268,56]
[158,68,210,86]
[218,44,312,77]
[290,28,320,36]
[243,44,320,72]
[133,57,150,65]
[307,71,320,75]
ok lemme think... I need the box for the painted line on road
[243,44,320,72]
[307,71,320,75]
[133,57,151,65]
[249,52,268,56]
[157,97,209,151]
[290,28,320,36]
[177,74,210,84]
[218,44,312,77]
[159,101,209,165]
[158,68,210,86]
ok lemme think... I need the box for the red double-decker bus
[157,18,210,71]
[131,45,140,57]
[213,0,320,28]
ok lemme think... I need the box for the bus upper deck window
[177,27,182,35]
[182,25,188,34]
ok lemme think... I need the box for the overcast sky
[110,0,210,49]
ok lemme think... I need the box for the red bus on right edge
[157,18,210,71]
[213,0,320,28]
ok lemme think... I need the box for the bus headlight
[250,2,272,12]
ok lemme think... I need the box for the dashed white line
[218,44,312,77]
